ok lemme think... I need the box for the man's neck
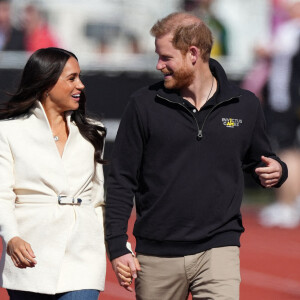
[180,68,216,110]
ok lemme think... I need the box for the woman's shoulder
[0,115,22,128]
[0,113,33,137]
[0,118,19,140]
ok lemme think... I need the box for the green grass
[243,187,275,207]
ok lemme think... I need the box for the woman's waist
[15,194,92,205]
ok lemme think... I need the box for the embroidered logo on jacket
[222,118,242,128]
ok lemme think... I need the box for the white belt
[58,195,83,205]
[16,195,91,205]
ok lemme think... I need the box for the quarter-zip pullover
[105,59,288,260]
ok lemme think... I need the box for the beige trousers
[135,246,240,300]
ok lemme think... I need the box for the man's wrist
[107,236,131,260]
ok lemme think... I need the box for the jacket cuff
[251,156,288,188]
[126,242,135,257]
[272,157,288,188]
[1,231,19,247]
[0,213,20,246]
[106,235,131,261]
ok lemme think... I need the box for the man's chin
[164,81,185,91]
[164,79,175,89]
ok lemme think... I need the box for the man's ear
[189,46,200,64]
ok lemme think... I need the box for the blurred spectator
[182,0,228,57]
[250,0,300,228]
[85,22,141,54]
[22,4,58,52]
[0,0,25,51]
[271,0,290,33]
[241,0,291,100]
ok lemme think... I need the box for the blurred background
[0,0,299,298]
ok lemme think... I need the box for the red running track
[1,205,300,300]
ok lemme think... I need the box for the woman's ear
[40,90,48,101]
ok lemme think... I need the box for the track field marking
[242,269,300,296]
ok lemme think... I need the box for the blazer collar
[31,100,73,127]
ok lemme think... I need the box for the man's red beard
[164,64,195,90]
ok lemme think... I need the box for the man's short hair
[150,12,213,62]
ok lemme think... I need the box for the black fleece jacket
[105,59,288,260]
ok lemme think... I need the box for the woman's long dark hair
[0,47,106,164]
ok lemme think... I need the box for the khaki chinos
[135,246,240,300]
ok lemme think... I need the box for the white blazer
[0,101,106,294]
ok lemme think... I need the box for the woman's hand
[7,236,37,268]
[116,258,141,290]
[112,254,141,292]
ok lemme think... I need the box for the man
[105,12,288,300]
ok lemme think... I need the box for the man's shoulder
[237,86,260,106]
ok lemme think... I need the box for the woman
[0,47,111,299]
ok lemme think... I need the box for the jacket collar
[156,58,241,104]
[31,100,73,126]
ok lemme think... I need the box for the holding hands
[7,236,37,268]
[112,253,141,292]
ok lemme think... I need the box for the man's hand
[7,236,37,268]
[111,253,141,292]
[255,156,282,188]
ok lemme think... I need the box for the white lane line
[242,269,300,296]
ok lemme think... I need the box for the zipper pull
[197,130,203,140]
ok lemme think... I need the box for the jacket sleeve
[0,127,19,244]
[92,162,105,220]
[242,99,288,187]
[90,122,106,229]
[105,98,145,260]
